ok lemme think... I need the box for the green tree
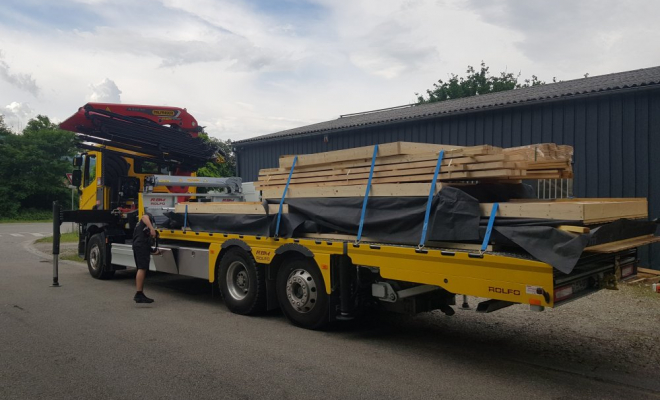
[0,115,10,138]
[0,115,78,217]
[416,62,546,104]
[196,135,236,178]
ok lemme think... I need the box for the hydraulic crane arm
[60,103,224,169]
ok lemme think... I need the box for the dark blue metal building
[234,66,660,268]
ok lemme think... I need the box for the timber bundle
[173,141,657,268]
[256,142,573,198]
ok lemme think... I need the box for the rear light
[554,278,591,303]
[554,285,573,302]
[621,265,634,278]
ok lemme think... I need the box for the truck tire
[217,248,266,315]
[276,258,329,330]
[87,233,114,280]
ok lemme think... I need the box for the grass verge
[61,253,85,263]
[0,209,53,223]
[36,232,79,243]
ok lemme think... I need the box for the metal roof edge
[234,77,660,147]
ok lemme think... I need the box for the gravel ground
[34,240,660,391]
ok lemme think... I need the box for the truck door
[79,153,103,210]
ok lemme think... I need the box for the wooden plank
[257,169,522,188]
[279,142,402,168]
[260,159,520,180]
[261,183,442,199]
[262,153,513,176]
[584,235,660,253]
[553,197,648,203]
[582,200,648,223]
[174,202,273,215]
[557,225,590,234]
[278,142,499,168]
[584,214,647,225]
[479,200,648,222]
[259,165,516,185]
[638,267,660,276]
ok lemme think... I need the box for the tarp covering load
[164,185,657,274]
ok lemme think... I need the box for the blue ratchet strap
[275,156,297,237]
[418,150,444,248]
[480,202,499,253]
[183,204,188,231]
[356,145,379,244]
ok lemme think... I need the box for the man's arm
[141,214,157,237]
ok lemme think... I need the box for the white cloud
[88,78,122,103]
[0,52,40,97]
[2,102,34,132]
[0,0,660,142]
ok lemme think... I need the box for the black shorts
[132,244,151,270]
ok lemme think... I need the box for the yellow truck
[54,103,658,330]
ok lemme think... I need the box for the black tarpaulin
[163,186,657,274]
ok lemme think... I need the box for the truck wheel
[87,233,114,280]
[276,258,329,330]
[217,248,266,315]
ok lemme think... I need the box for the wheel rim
[89,246,100,271]
[285,269,318,314]
[226,261,250,300]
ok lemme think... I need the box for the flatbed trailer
[94,217,636,329]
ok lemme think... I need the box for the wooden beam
[638,267,660,276]
[557,225,590,234]
[584,235,660,253]
[261,183,442,199]
[257,169,522,188]
[261,153,517,177]
[173,202,288,215]
[278,142,499,168]
[480,200,647,223]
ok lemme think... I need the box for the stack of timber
[502,143,573,179]
[256,141,573,199]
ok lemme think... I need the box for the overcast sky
[1,0,659,140]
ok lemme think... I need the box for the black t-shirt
[133,213,155,247]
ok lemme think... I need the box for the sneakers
[134,292,154,304]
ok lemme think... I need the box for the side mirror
[72,169,82,187]
[73,155,83,167]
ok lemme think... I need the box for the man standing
[133,213,157,303]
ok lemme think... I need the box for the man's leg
[136,269,146,292]
[133,247,154,303]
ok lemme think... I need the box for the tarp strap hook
[355,145,378,245]
[418,150,444,248]
[275,156,297,238]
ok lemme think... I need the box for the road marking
[10,234,24,237]
[30,233,45,237]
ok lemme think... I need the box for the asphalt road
[1,223,659,400]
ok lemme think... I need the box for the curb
[23,239,86,267]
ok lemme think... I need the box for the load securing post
[275,156,297,237]
[51,201,61,287]
[418,150,444,249]
[356,145,379,245]
[480,202,499,253]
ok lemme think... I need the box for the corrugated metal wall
[236,89,660,267]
